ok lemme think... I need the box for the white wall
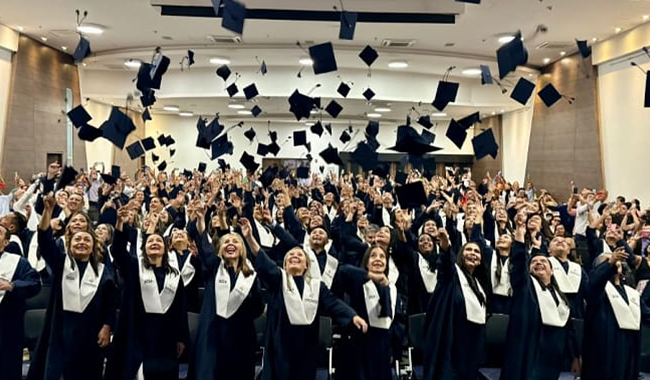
[598,60,650,206]
[501,106,534,184]
[0,48,13,172]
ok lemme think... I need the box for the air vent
[206,35,243,44]
[381,39,417,48]
[536,41,572,50]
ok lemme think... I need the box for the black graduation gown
[396,240,438,316]
[188,224,264,380]
[253,248,357,380]
[28,228,118,380]
[582,262,641,380]
[0,252,40,380]
[105,229,189,380]
[500,241,578,380]
[173,249,202,313]
[554,259,589,319]
[423,247,485,380]
[335,265,396,380]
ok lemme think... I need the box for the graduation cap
[446,119,467,149]
[183,169,193,180]
[576,39,592,59]
[496,31,528,79]
[537,83,574,107]
[73,36,91,63]
[319,145,344,166]
[337,82,351,98]
[480,65,493,85]
[457,112,481,129]
[352,142,378,171]
[268,141,281,156]
[142,108,152,122]
[309,42,338,75]
[140,90,156,108]
[243,83,259,100]
[324,123,332,135]
[163,135,175,146]
[152,153,160,162]
[170,149,176,157]
[394,171,408,186]
[100,172,118,186]
[310,121,324,137]
[218,158,227,170]
[373,163,389,178]
[222,0,246,35]
[187,50,195,67]
[420,129,436,145]
[423,157,437,178]
[365,120,379,138]
[359,45,379,67]
[67,105,92,128]
[296,166,310,179]
[340,130,352,144]
[216,65,232,81]
[339,11,358,40]
[240,152,259,173]
[293,130,307,146]
[362,88,376,101]
[251,105,262,117]
[257,143,269,156]
[198,162,207,173]
[126,141,145,160]
[110,165,121,179]
[417,115,434,129]
[456,0,481,3]
[366,134,380,151]
[288,90,315,121]
[141,137,156,151]
[472,128,499,159]
[56,166,79,191]
[157,161,167,172]
[136,51,171,91]
[78,124,103,142]
[389,124,441,156]
[101,107,136,149]
[325,100,343,118]
[226,83,239,97]
[510,77,536,105]
[260,166,278,188]
[244,127,256,142]
[211,134,232,160]
[396,181,428,209]
[432,81,459,111]
[260,60,268,75]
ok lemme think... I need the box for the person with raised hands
[185,198,264,380]
[28,193,117,380]
[239,217,367,380]
[500,212,581,380]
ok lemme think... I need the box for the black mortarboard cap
[310,121,324,137]
[366,134,380,151]
[216,65,232,81]
[510,77,536,105]
[141,137,156,151]
[352,142,378,171]
[340,130,351,144]
[257,143,269,156]
[432,81,459,111]
[260,166,277,188]
[165,135,175,146]
[420,129,436,145]
[409,154,424,168]
[260,60,268,75]
[496,31,528,79]
[100,121,126,149]
[373,163,389,178]
[458,112,481,129]
[211,134,231,160]
[309,42,338,75]
[323,123,332,135]
[67,105,92,128]
[319,165,325,174]
[136,54,171,91]
[243,83,259,100]
[152,153,160,162]
[56,166,79,191]
[325,100,343,118]
[288,90,315,121]
[339,11,358,40]
[337,82,351,97]
[244,127,256,142]
[480,64,493,85]
[126,141,145,160]
[157,161,167,172]
[423,157,437,178]
[240,152,259,173]
[359,45,379,67]
[389,124,441,156]
[417,115,434,129]
[226,83,239,97]
[472,128,499,159]
[198,162,207,173]
[446,119,468,149]
[296,166,310,179]
[268,141,280,156]
[100,172,117,185]
[170,149,176,157]
[576,39,592,59]
[362,88,376,101]
[395,172,408,185]
[319,145,344,166]
[396,182,428,209]
[187,50,195,67]
[222,0,246,35]
[142,108,152,122]
[251,105,262,117]
[73,36,91,63]
[365,120,379,137]
[456,0,481,3]
[140,90,156,108]
[183,169,193,180]
[101,107,136,149]
[218,159,227,169]
[537,83,562,107]
[111,165,121,180]
[157,134,166,146]
[645,72,650,108]
[269,130,278,142]
[293,130,307,146]
[78,124,103,142]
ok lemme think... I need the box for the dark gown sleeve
[10,258,41,300]
[186,220,220,274]
[586,260,618,304]
[317,282,357,327]
[37,227,65,271]
[271,223,300,248]
[251,248,282,291]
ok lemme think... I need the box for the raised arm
[240,217,281,290]
[511,212,531,291]
[36,193,65,268]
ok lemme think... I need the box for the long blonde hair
[282,246,312,290]
[217,233,254,277]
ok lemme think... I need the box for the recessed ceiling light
[299,58,313,66]
[227,104,245,109]
[179,111,194,117]
[209,57,231,65]
[543,57,551,64]
[237,110,252,115]
[592,37,598,42]
[560,51,566,56]
[644,15,649,20]
[163,106,180,112]
[77,24,104,35]
[500,109,505,113]
[82,62,87,67]
[124,59,142,69]
[61,46,67,51]
[17,26,24,31]
[310,109,319,114]
[615,27,622,33]
[40,36,48,42]
[461,68,482,76]
[498,35,515,44]
[367,113,382,118]
[432,112,447,117]
[388,60,408,69]
[305,122,315,127]
[374,107,391,112]
[491,111,496,115]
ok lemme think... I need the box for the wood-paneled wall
[471,115,502,180]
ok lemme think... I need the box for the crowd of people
[0,160,649,380]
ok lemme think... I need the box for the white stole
[214,260,257,319]
[169,251,196,287]
[324,205,337,223]
[0,253,21,305]
[138,258,180,314]
[490,254,512,296]
[388,256,399,285]
[602,240,612,254]
[9,234,23,255]
[27,232,46,272]
[255,219,275,248]
[455,264,486,324]
[381,207,391,227]
[61,256,105,313]
[531,277,570,327]
[605,282,641,331]
[548,256,582,294]
[305,246,339,289]
[417,253,438,293]
[281,269,320,325]
[363,280,397,329]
